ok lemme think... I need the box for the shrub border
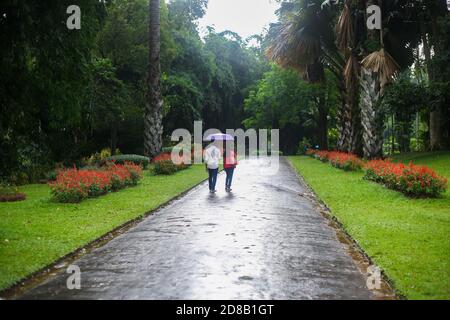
[0,193,26,203]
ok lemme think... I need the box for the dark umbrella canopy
[205,133,234,141]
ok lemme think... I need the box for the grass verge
[288,152,450,300]
[0,165,207,291]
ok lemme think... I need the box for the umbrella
[205,133,234,141]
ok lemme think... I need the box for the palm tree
[337,0,424,158]
[417,0,449,150]
[359,0,400,159]
[336,0,361,154]
[144,0,163,158]
[267,0,345,150]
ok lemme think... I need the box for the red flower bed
[314,150,330,162]
[306,149,363,171]
[364,160,448,197]
[327,151,363,171]
[152,153,172,163]
[49,162,143,203]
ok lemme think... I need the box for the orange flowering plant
[49,162,143,203]
[327,151,364,171]
[306,149,363,171]
[364,160,447,197]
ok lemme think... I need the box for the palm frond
[361,48,400,90]
[336,2,353,54]
[266,14,322,77]
[343,54,359,91]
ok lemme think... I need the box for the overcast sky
[198,0,280,39]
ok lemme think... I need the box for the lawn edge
[0,174,209,299]
[286,156,402,300]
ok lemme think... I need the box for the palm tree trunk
[337,72,361,155]
[337,81,351,152]
[421,10,444,151]
[144,0,163,158]
[360,68,384,159]
[360,0,388,159]
[348,78,362,155]
[430,109,443,150]
[336,0,362,154]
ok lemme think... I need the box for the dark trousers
[225,167,235,189]
[208,168,219,191]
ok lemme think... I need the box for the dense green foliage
[244,66,339,153]
[0,0,267,182]
[289,152,450,299]
[382,72,429,153]
[0,0,105,181]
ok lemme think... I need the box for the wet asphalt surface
[20,157,372,300]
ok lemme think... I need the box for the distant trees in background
[243,66,339,154]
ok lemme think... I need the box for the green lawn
[289,152,450,300]
[0,165,207,292]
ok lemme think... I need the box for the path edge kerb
[0,175,210,299]
[286,158,402,300]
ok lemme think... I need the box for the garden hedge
[104,154,150,169]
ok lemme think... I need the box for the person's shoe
[209,190,214,194]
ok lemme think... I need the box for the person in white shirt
[204,139,222,193]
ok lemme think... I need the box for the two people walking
[204,139,237,193]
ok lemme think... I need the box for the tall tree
[359,1,396,159]
[267,0,344,150]
[417,0,449,150]
[144,0,163,158]
[335,0,371,155]
[358,0,419,158]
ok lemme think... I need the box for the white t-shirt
[204,145,221,169]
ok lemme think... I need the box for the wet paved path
[22,158,372,299]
